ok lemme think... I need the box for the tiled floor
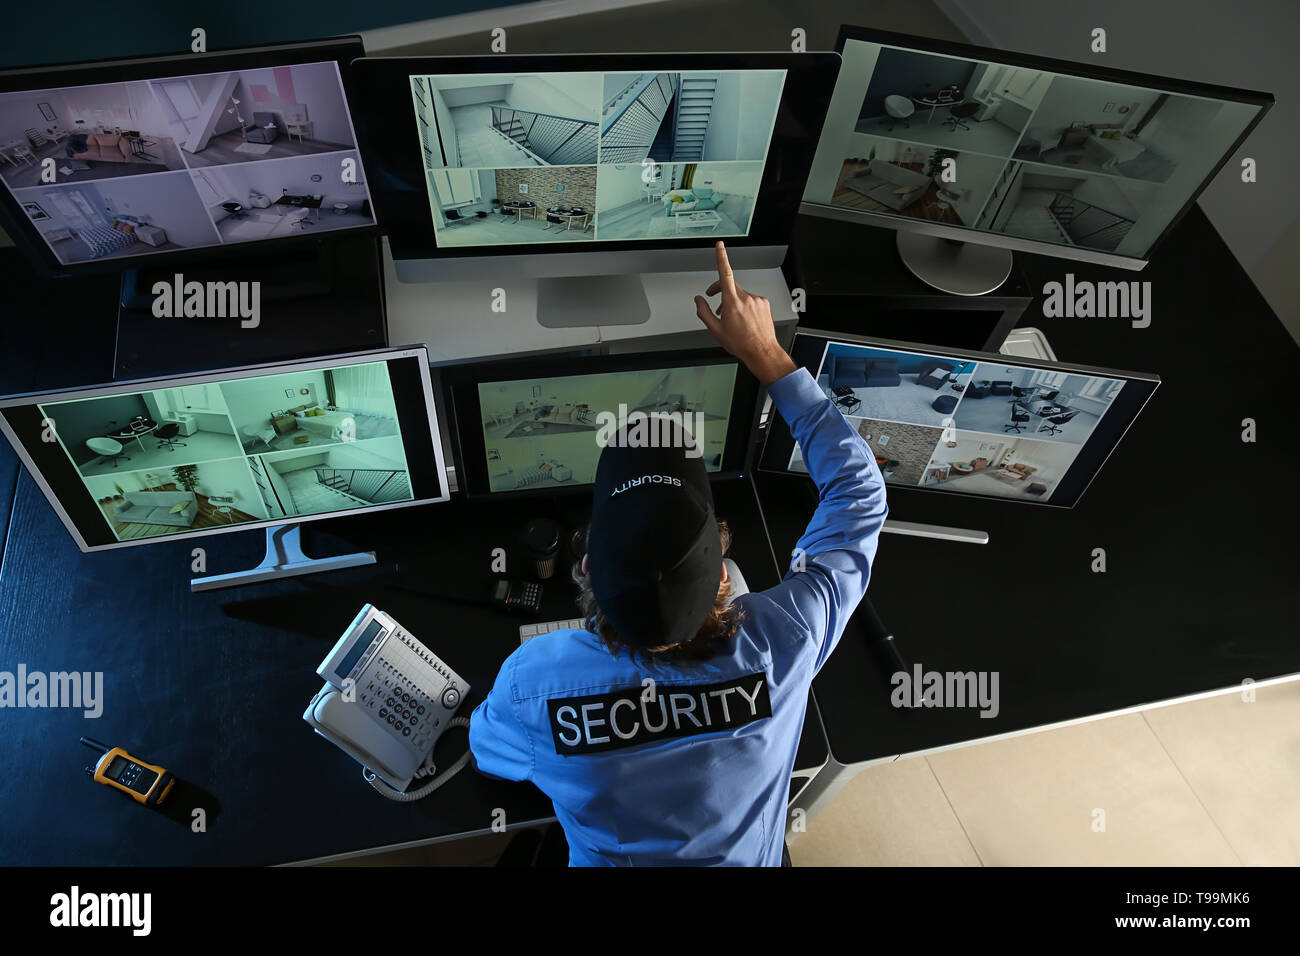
[790,681,1300,866]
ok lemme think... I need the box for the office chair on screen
[943,101,980,131]
[155,423,188,451]
[1039,409,1078,435]
[1005,404,1030,433]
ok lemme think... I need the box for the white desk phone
[304,604,472,801]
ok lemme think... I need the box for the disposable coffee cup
[523,518,561,580]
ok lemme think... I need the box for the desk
[502,202,538,222]
[911,93,964,125]
[0,416,827,863]
[546,210,590,232]
[274,194,322,223]
[107,422,158,452]
[763,205,1300,831]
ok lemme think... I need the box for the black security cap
[587,418,719,648]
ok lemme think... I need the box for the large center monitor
[760,330,1158,509]
[0,347,449,551]
[0,37,376,277]
[445,348,761,500]
[351,53,840,309]
[800,26,1271,290]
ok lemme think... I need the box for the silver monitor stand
[896,232,1013,297]
[538,274,651,327]
[190,525,376,592]
[881,520,988,545]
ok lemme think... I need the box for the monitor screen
[759,330,1159,508]
[446,348,761,499]
[0,348,450,550]
[351,53,841,263]
[412,70,783,248]
[801,28,1270,264]
[0,39,375,274]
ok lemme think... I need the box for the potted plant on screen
[171,464,199,494]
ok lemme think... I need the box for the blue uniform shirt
[469,367,887,865]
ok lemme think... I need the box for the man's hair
[573,520,743,662]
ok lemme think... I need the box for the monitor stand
[896,233,1013,297]
[537,274,650,328]
[190,525,376,592]
[882,519,988,545]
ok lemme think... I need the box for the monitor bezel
[0,36,378,279]
[350,52,841,262]
[798,25,1275,269]
[758,327,1161,510]
[445,346,764,502]
[0,346,450,552]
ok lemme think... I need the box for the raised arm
[695,242,888,670]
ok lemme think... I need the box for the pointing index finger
[714,241,738,299]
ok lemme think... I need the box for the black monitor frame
[445,347,763,502]
[0,36,376,278]
[0,346,449,551]
[351,52,841,262]
[801,25,1274,269]
[759,328,1160,510]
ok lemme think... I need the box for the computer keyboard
[518,618,587,644]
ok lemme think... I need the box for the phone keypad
[354,626,465,755]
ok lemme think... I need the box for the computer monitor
[759,329,1158,510]
[444,348,762,500]
[0,347,450,585]
[801,26,1272,294]
[0,36,376,278]
[351,53,840,326]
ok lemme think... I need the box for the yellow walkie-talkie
[81,737,175,806]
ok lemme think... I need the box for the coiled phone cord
[362,717,472,802]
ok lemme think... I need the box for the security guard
[470,241,887,865]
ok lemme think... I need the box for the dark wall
[50,394,149,465]
[860,48,978,120]
[1,1,526,67]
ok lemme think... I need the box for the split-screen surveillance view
[412,70,783,246]
[39,361,411,541]
[803,39,1263,258]
[0,60,374,264]
[478,364,737,492]
[785,342,1124,503]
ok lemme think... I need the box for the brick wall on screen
[495,166,597,211]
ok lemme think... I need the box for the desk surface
[0,442,824,863]
[759,207,1300,767]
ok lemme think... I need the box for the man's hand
[694,241,797,386]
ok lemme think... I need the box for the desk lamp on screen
[350,52,840,328]
[800,26,1272,294]
[0,348,450,590]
